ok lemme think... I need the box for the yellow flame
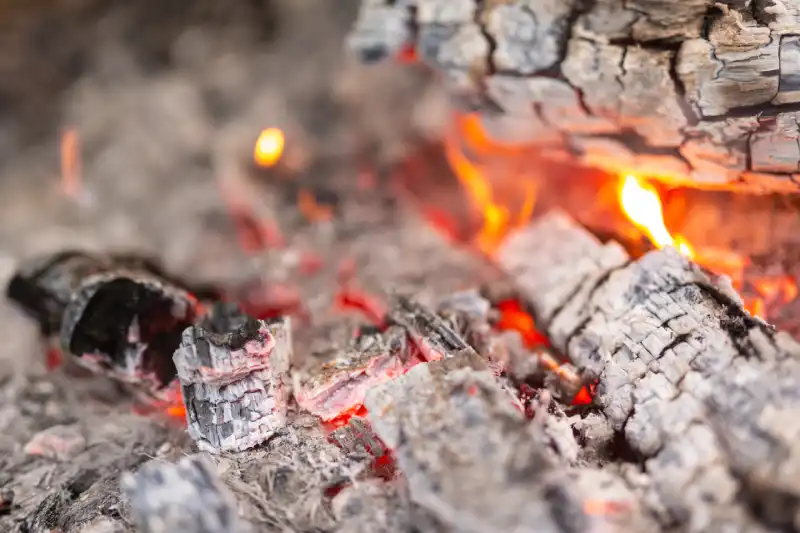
[620,175,693,258]
[254,128,285,168]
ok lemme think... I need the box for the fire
[60,128,82,199]
[619,175,693,257]
[254,128,285,168]
[619,175,798,320]
[445,114,537,254]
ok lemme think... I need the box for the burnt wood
[173,303,293,453]
[349,0,800,193]
[497,210,800,530]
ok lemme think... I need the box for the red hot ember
[294,325,421,421]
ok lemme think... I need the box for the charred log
[349,0,800,193]
[173,303,292,453]
[497,210,800,530]
[60,269,200,398]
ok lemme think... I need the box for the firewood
[364,356,657,532]
[121,455,253,533]
[497,210,800,530]
[349,0,800,193]
[173,303,292,453]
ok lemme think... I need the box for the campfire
[3,1,800,532]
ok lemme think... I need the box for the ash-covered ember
[174,303,292,453]
[294,325,421,421]
[23,424,86,461]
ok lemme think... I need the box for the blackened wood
[174,303,292,453]
[121,455,253,533]
[497,210,800,531]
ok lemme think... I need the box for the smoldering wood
[497,210,800,530]
[349,0,800,193]
[293,324,419,421]
[174,303,292,453]
[121,455,253,533]
[364,356,657,533]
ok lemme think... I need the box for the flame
[254,128,285,168]
[620,175,693,258]
[60,128,82,199]
[444,114,537,254]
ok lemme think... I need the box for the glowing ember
[60,128,82,199]
[495,300,548,348]
[620,175,693,257]
[297,188,334,222]
[254,127,285,168]
[335,287,387,328]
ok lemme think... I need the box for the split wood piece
[293,325,420,421]
[364,357,656,533]
[59,268,201,399]
[174,303,292,453]
[497,210,800,531]
[349,0,800,193]
[121,455,253,533]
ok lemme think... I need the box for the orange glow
[254,128,285,168]
[620,175,693,258]
[60,128,82,198]
[297,188,334,222]
[745,274,798,319]
[445,114,537,254]
[495,300,549,348]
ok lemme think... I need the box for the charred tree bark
[349,0,800,193]
[497,210,800,531]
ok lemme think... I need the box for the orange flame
[254,128,285,168]
[619,175,693,258]
[445,114,537,254]
[60,128,82,199]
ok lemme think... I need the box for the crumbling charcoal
[329,416,386,459]
[121,455,253,533]
[294,325,420,421]
[59,269,201,398]
[347,2,412,63]
[388,295,485,363]
[174,303,292,453]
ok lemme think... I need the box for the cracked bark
[349,0,800,192]
[497,210,800,531]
